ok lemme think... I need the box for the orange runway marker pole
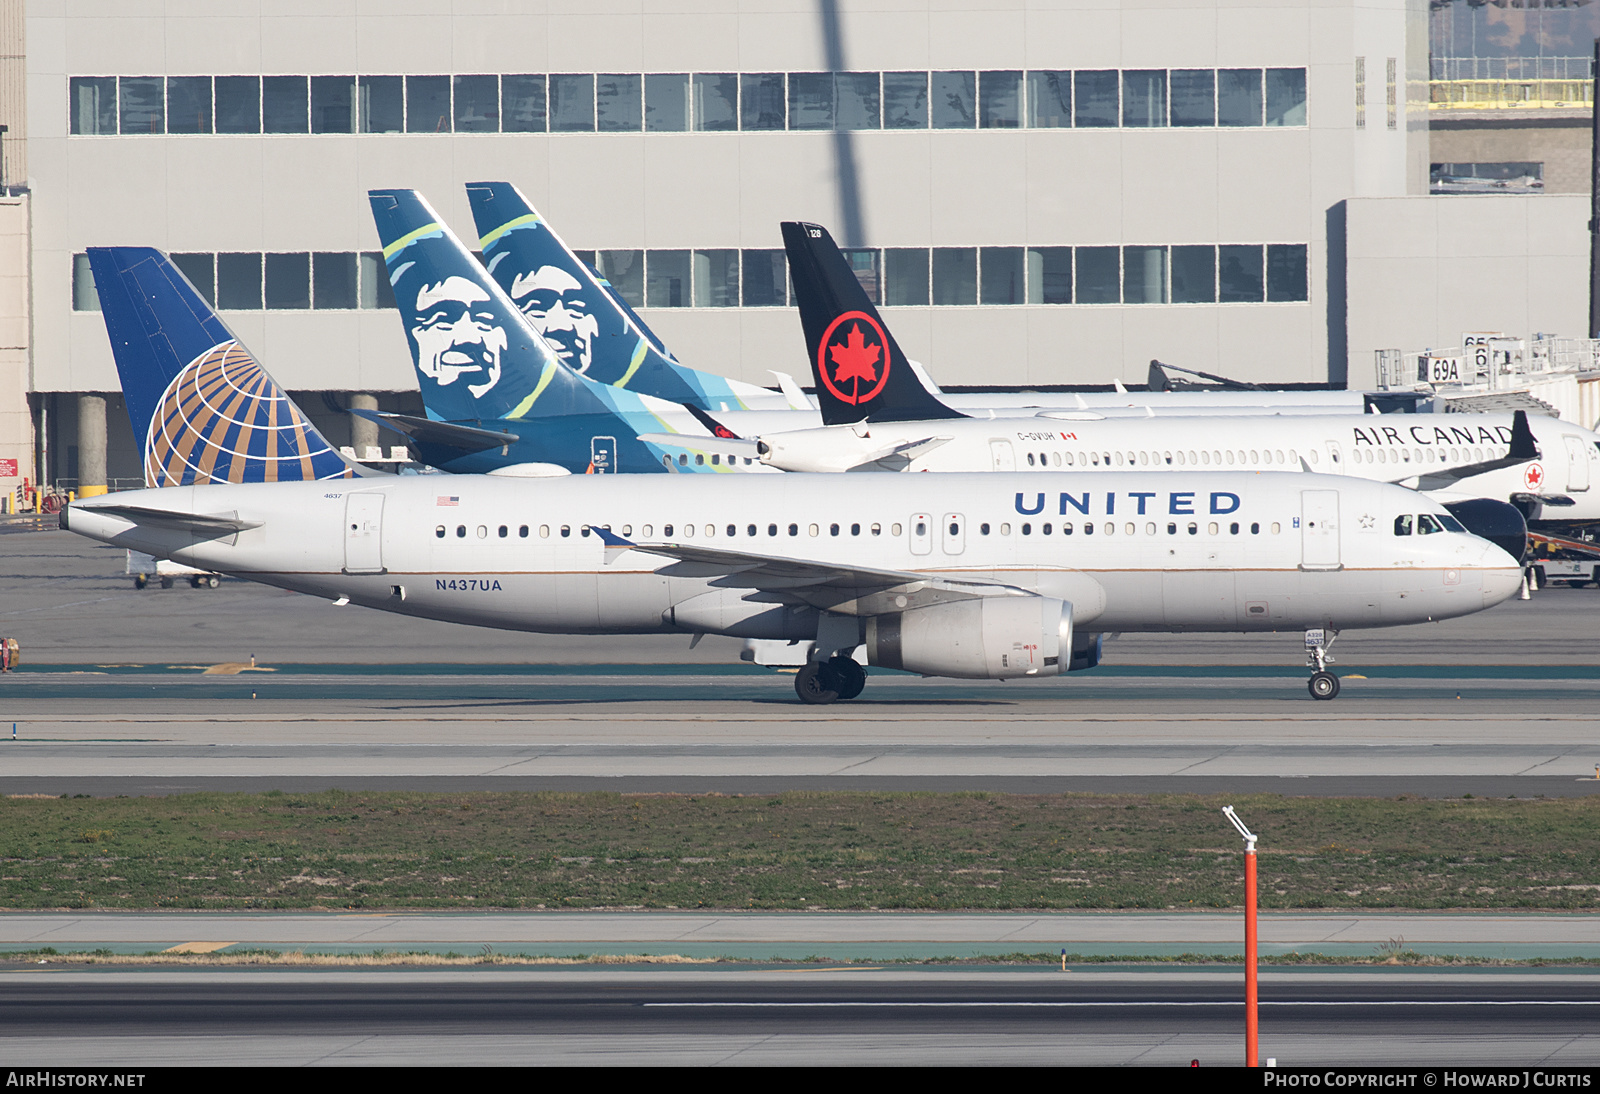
[1223,806,1260,1068]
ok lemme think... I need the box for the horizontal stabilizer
[354,410,518,455]
[81,505,262,538]
[636,433,762,458]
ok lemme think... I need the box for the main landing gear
[1305,627,1340,700]
[794,655,868,705]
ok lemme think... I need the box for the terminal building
[0,0,1590,497]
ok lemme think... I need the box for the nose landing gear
[1305,628,1340,700]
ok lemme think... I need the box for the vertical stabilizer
[86,247,356,487]
[781,221,964,425]
[465,181,784,410]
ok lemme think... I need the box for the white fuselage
[753,413,1600,525]
[65,473,1521,644]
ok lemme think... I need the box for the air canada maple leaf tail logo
[818,311,891,406]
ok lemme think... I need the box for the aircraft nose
[1479,545,1524,608]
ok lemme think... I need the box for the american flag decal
[437,496,459,506]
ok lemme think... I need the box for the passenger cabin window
[456,525,466,538]
[435,525,445,538]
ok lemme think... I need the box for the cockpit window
[1393,514,1413,536]
[1417,513,1444,535]
[1437,514,1466,533]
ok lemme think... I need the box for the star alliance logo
[817,311,891,406]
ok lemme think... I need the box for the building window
[1354,57,1367,130]
[1123,246,1169,304]
[883,72,928,128]
[931,247,977,305]
[118,76,164,135]
[1386,57,1397,130]
[171,253,216,305]
[741,73,787,130]
[71,254,98,312]
[1266,68,1307,127]
[979,70,1023,129]
[647,250,690,308]
[741,250,788,307]
[406,75,451,133]
[263,76,308,134]
[596,250,645,307]
[597,73,642,132]
[1074,70,1118,127]
[693,74,739,131]
[216,76,261,133]
[693,250,739,307]
[359,76,404,133]
[1170,69,1215,126]
[884,248,930,307]
[1027,247,1072,304]
[1267,244,1309,302]
[216,253,263,310]
[979,247,1024,305]
[502,75,547,132]
[1075,247,1119,304]
[931,71,976,128]
[646,74,689,132]
[841,249,881,305]
[1219,244,1265,303]
[836,72,881,130]
[263,253,310,310]
[358,252,397,309]
[1026,71,1070,128]
[1218,69,1264,126]
[69,77,117,135]
[312,76,356,133]
[167,76,213,134]
[1171,245,1217,304]
[788,72,834,130]
[313,252,358,310]
[1121,70,1167,127]
[454,74,501,132]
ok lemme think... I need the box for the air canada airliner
[61,470,1522,704]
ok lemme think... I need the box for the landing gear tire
[828,656,867,701]
[1308,671,1340,701]
[159,577,174,590]
[203,575,220,589]
[133,574,148,590]
[188,576,202,589]
[794,662,840,705]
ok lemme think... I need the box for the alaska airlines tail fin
[86,247,356,487]
[464,181,785,411]
[781,221,965,426]
[370,188,686,424]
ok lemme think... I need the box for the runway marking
[645,1001,1600,1008]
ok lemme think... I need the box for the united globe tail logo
[818,311,890,406]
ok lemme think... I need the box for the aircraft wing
[1394,410,1540,489]
[591,528,1030,615]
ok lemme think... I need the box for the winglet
[591,524,636,565]
[769,370,812,411]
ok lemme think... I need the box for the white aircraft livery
[745,410,1597,528]
[62,471,1521,703]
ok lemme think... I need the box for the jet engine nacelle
[1444,498,1528,564]
[864,596,1073,679]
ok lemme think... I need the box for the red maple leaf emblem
[828,322,881,392]
[1525,463,1545,490]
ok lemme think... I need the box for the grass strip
[3,789,1599,912]
[5,950,1600,968]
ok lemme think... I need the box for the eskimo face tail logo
[144,341,353,487]
[818,311,890,406]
